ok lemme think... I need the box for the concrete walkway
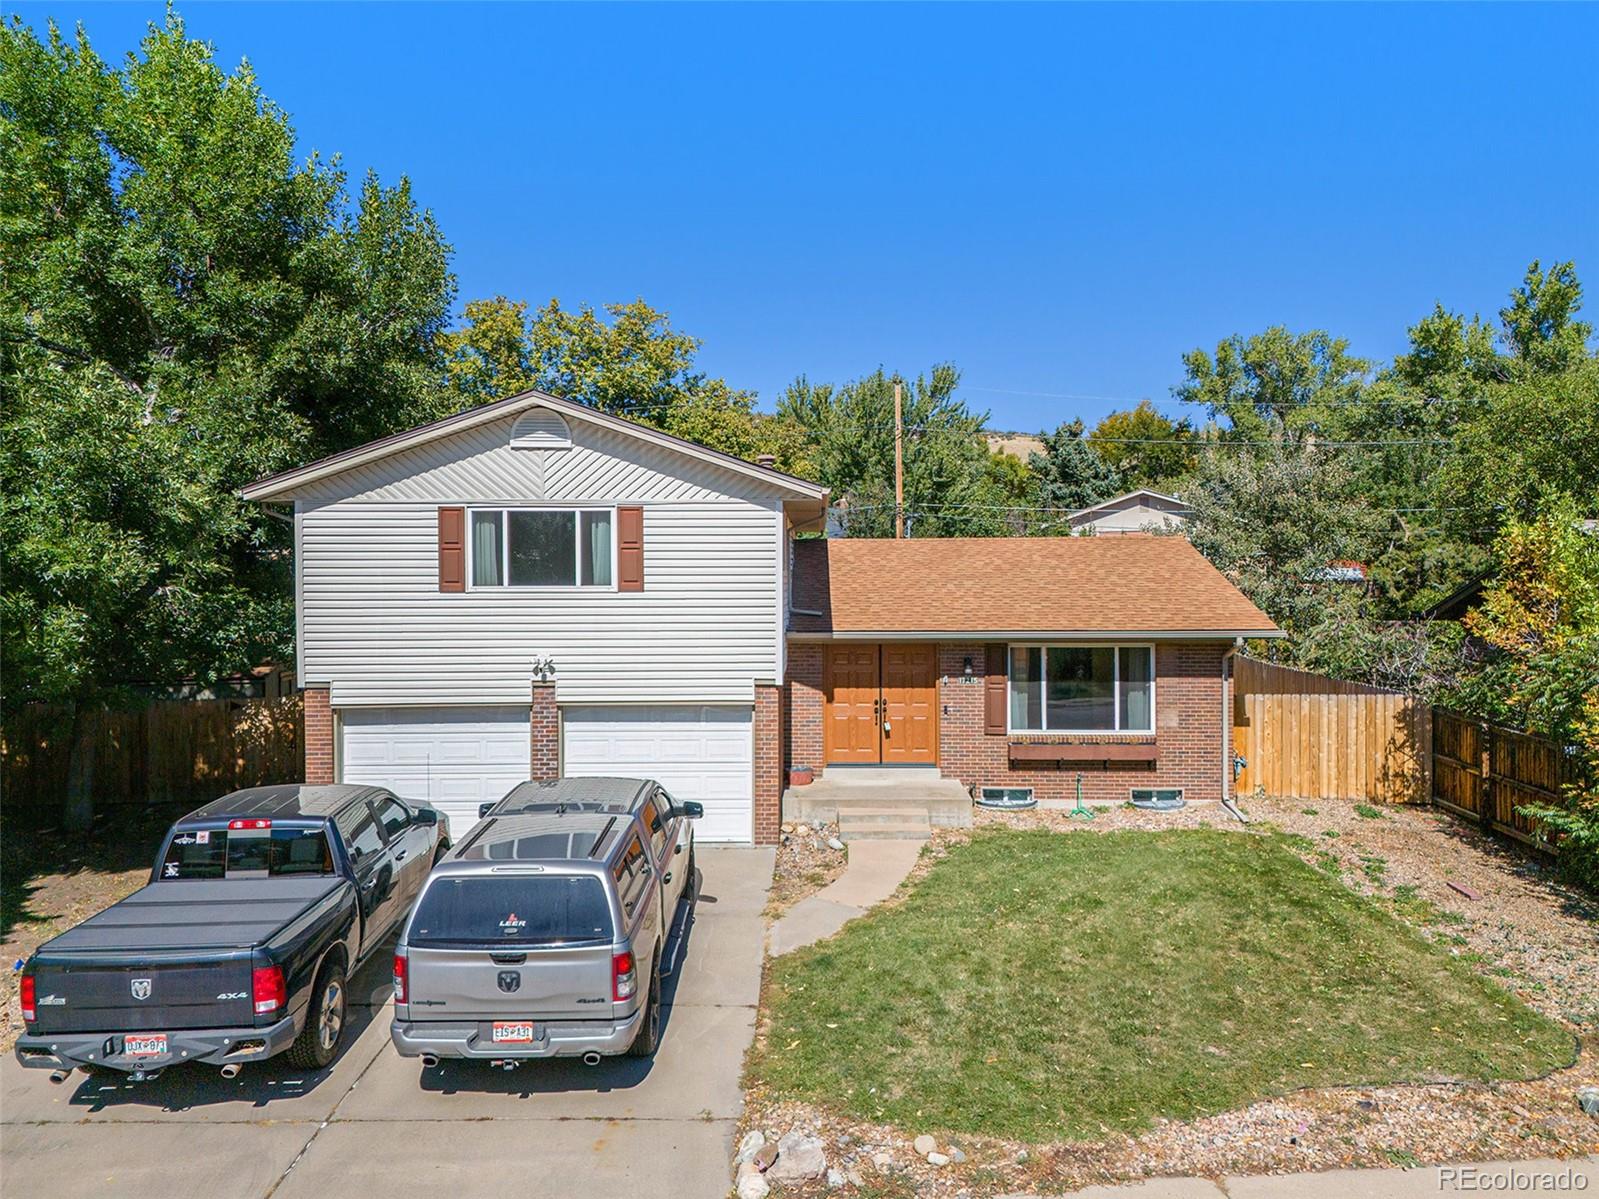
[768,838,923,956]
[1033,1156,1599,1197]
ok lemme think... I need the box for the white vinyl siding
[300,498,781,706]
[561,705,754,844]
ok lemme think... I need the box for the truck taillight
[19,973,35,1023]
[252,964,286,1015]
[612,950,636,1002]
[392,950,408,1004]
[229,819,271,830]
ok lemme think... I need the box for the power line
[965,385,1499,410]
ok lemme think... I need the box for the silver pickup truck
[390,777,700,1066]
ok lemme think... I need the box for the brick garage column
[303,685,334,785]
[530,681,559,782]
[753,682,783,845]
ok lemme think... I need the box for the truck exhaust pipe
[581,1051,602,1067]
[219,1063,242,1079]
[48,1069,70,1085]
[420,1054,440,1069]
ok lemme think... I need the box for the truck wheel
[625,952,662,1058]
[286,960,346,1070]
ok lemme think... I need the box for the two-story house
[244,390,1279,845]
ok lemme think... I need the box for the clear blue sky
[19,3,1599,432]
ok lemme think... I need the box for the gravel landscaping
[766,819,850,918]
[742,798,1599,1196]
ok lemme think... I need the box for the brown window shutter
[617,505,644,592]
[984,643,1008,735]
[439,507,466,592]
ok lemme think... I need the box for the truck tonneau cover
[39,878,349,953]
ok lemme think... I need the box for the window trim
[465,505,619,592]
[1005,641,1156,735]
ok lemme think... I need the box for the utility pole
[894,380,904,538]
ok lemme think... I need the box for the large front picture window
[1008,644,1153,733]
[469,508,613,588]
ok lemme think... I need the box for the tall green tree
[1088,400,1195,489]
[777,365,1001,537]
[1176,327,1370,443]
[438,295,806,471]
[1,14,455,820]
[1028,420,1121,511]
[1185,443,1392,679]
[1460,498,1599,887]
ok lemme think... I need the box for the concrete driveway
[0,847,772,1199]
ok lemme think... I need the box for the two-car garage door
[339,704,754,843]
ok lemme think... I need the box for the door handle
[394,850,408,862]
[663,872,673,884]
[361,878,376,891]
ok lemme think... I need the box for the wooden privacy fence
[1231,657,1433,804]
[1431,708,1573,851]
[1,695,303,824]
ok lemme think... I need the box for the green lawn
[751,829,1574,1143]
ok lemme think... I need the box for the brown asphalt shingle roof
[789,536,1281,637]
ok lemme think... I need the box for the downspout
[1220,637,1248,824]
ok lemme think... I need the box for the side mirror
[413,808,438,827]
[680,801,704,819]
[478,802,497,819]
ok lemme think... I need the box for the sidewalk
[767,839,922,956]
[1038,1156,1599,1198]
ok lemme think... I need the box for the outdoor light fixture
[963,656,974,676]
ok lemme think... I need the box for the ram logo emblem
[131,978,153,1001]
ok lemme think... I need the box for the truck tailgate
[28,954,256,1033]
[28,876,348,1034]
[406,944,615,1021]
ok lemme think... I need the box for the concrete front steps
[782,769,972,842]
[836,804,933,841]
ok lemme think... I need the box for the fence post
[1479,721,1494,832]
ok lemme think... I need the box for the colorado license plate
[125,1034,168,1057]
[491,1022,536,1044]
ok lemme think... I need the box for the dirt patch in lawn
[744,806,1597,1194]
[1,812,172,1052]
[1244,796,1599,1034]
[766,819,850,918]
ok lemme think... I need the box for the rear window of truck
[408,876,612,947]
[159,827,335,879]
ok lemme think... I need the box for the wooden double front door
[824,644,939,765]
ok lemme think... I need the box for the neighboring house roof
[238,388,830,505]
[789,536,1282,639]
[1069,488,1191,521]
[1422,576,1487,621]
[1308,560,1370,583]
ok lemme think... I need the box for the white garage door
[340,706,530,840]
[562,705,754,843]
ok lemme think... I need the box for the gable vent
[509,407,572,451]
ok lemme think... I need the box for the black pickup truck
[15,784,448,1081]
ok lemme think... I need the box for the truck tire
[625,952,662,1058]
[285,959,346,1070]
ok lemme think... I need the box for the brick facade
[530,680,559,782]
[785,640,1230,805]
[303,685,334,785]
[785,642,824,772]
[754,682,783,844]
